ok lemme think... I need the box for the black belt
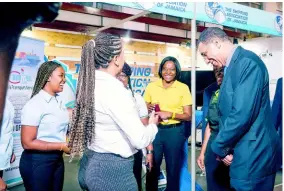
[158,123,182,129]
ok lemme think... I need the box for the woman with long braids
[68,33,158,191]
[117,62,153,191]
[19,61,70,191]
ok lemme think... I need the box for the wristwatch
[146,150,154,155]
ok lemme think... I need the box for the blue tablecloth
[180,140,204,191]
[195,110,203,129]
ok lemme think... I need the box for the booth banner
[198,2,282,36]
[55,60,156,99]
[109,2,282,36]
[130,65,155,96]
[4,37,45,187]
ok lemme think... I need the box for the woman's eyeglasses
[117,74,128,79]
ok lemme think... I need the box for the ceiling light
[123,37,130,43]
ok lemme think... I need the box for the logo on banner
[205,2,226,24]
[9,68,32,84]
[134,2,156,10]
[275,15,283,33]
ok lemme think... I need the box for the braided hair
[68,33,122,157]
[31,61,62,98]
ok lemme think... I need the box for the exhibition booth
[2,2,282,191]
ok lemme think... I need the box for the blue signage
[108,2,282,36]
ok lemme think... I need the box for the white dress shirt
[0,99,15,170]
[21,90,69,142]
[129,90,148,119]
[88,70,158,158]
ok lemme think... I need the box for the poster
[52,59,156,99]
[3,37,45,187]
[130,65,155,96]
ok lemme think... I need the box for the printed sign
[4,37,45,187]
[108,2,282,36]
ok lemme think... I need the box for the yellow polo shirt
[144,79,192,125]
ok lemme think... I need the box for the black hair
[197,27,230,47]
[158,56,181,81]
[31,61,62,98]
[122,62,132,77]
[68,33,123,157]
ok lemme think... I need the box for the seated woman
[197,66,233,191]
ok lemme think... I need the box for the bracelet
[171,112,176,120]
[146,150,154,155]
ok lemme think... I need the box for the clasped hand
[217,154,233,166]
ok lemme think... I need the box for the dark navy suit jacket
[272,78,282,135]
[272,77,282,168]
[211,46,281,180]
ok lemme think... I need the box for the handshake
[147,103,172,123]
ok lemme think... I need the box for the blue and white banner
[198,2,282,36]
[60,62,155,98]
[130,66,153,96]
[109,2,282,36]
[4,37,45,187]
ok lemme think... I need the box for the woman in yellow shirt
[144,56,192,191]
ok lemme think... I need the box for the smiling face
[161,61,176,83]
[214,66,224,86]
[47,66,66,93]
[198,41,224,68]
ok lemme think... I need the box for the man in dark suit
[272,78,282,169]
[197,27,280,191]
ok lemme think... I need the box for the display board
[109,2,282,36]
[4,37,45,187]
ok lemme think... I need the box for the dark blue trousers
[133,150,143,191]
[205,135,232,191]
[147,123,186,191]
[19,150,64,191]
